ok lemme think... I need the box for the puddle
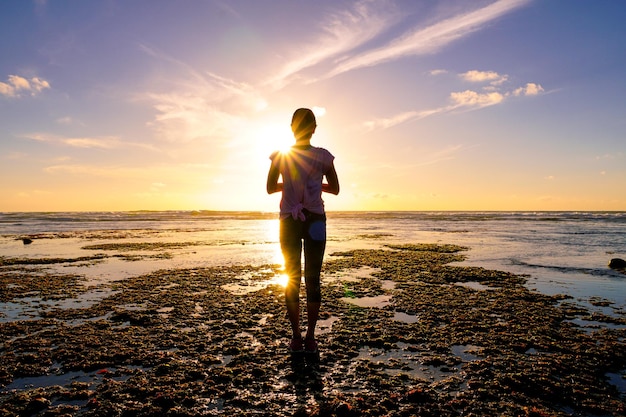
[221,275,285,295]
[393,311,419,323]
[0,288,118,323]
[450,345,483,362]
[454,282,496,291]
[0,298,44,322]
[257,314,272,326]
[525,348,543,355]
[66,312,114,327]
[381,280,396,290]
[317,316,340,334]
[115,303,148,312]
[357,343,484,383]
[217,354,233,367]
[357,343,452,382]
[157,306,175,318]
[341,295,391,308]
[326,266,382,283]
[156,283,180,290]
[0,365,141,392]
[566,318,626,334]
[606,370,626,395]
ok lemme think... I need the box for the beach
[1,212,625,416]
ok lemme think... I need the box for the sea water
[1,211,625,321]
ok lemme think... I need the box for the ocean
[1,211,625,325]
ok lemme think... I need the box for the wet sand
[1,243,625,416]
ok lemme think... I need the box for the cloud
[418,144,466,167]
[595,152,622,160]
[450,90,505,107]
[266,0,398,88]
[150,182,167,192]
[0,75,51,98]
[138,46,272,149]
[21,133,159,152]
[62,137,121,149]
[56,116,77,125]
[23,133,116,148]
[361,88,508,131]
[145,89,245,146]
[16,189,53,199]
[325,0,530,79]
[5,152,28,160]
[513,82,544,96]
[362,66,544,131]
[139,1,536,146]
[452,72,543,107]
[460,70,508,85]
[139,1,534,144]
[211,0,243,19]
[43,162,219,186]
[362,108,446,131]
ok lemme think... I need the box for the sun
[257,122,293,155]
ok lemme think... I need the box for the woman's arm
[266,161,283,194]
[322,162,340,195]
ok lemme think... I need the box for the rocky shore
[1,243,625,416]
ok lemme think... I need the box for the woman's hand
[322,162,340,195]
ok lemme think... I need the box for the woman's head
[291,108,317,141]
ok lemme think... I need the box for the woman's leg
[303,217,326,341]
[280,218,303,340]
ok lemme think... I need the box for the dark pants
[280,211,326,303]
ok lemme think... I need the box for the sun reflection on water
[264,219,285,266]
[273,273,288,288]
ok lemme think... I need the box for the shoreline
[1,242,625,416]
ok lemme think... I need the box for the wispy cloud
[44,164,153,179]
[5,151,28,160]
[595,152,623,160]
[138,44,268,148]
[0,75,51,98]
[266,0,399,88]
[62,137,121,149]
[360,144,467,176]
[417,144,466,167]
[362,107,447,131]
[139,1,535,147]
[21,133,159,152]
[325,0,530,79]
[43,162,219,187]
[362,68,544,132]
[56,116,83,126]
[211,0,243,20]
[429,69,448,76]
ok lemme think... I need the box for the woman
[266,108,340,353]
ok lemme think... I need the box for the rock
[609,258,626,270]
[406,387,430,403]
[22,238,33,244]
[25,397,50,414]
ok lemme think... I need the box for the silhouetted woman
[266,108,340,353]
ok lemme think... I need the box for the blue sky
[1,0,625,212]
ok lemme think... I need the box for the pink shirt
[270,146,335,220]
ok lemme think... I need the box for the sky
[1,0,625,212]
